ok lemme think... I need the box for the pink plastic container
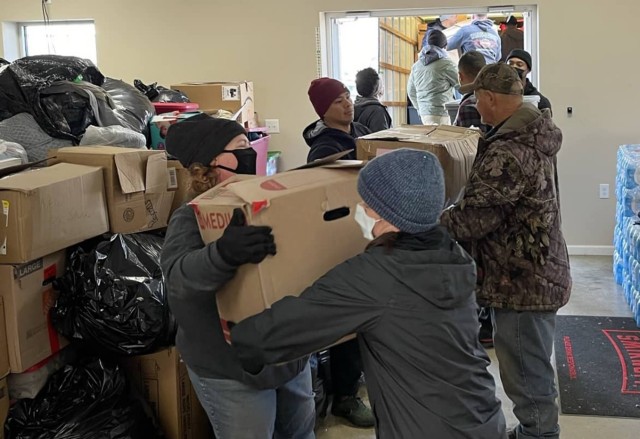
[249,127,270,176]
[152,102,200,114]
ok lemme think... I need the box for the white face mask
[355,204,380,241]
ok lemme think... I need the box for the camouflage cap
[459,63,524,95]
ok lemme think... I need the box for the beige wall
[1,0,638,249]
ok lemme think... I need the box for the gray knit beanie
[357,149,445,233]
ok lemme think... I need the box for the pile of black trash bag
[0,55,154,151]
[52,233,176,356]
[4,357,163,439]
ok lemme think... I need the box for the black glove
[216,208,276,266]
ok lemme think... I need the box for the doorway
[322,6,538,126]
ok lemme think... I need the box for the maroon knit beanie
[308,78,348,118]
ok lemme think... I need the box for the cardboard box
[0,377,8,439]
[121,348,210,439]
[0,163,109,264]
[0,251,68,373]
[191,165,368,325]
[356,125,479,201]
[53,147,175,234]
[167,161,193,216]
[0,298,9,378]
[171,81,256,128]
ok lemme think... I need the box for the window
[21,21,97,64]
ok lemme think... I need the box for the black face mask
[217,148,257,175]
[513,67,528,81]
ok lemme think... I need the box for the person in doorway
[454,51,489,133]
[500,16,524,61]
[506,49,552,113]
[231,148,507,439]
[354,68,392,133]
[448,14,502,64]
[304,77,370,162]
[161,114,315,439]
[440,63,571,439]
[407,30,459,125]
[304,77,375,429]
[421,14,458,48]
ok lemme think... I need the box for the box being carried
[121,348,210,439]
[0,163,109,264]
[0,251,68,373]
[191,162,367,326]
[356,125,479,201]
[171,81,256,128]
[54,147,176,234]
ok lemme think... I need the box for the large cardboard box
[171,81,256,128]
[191,165,367,325]
[356,125,479,202]
[54,147,175,234]
[0,251,68,373]
[0,163,109,264]
[0,298,9,378]
[0,377,8,439]
[121,348,210,439]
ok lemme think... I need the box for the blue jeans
[492,309,560,439]
[188,363,315,439]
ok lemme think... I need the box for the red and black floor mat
[554,315,640,417]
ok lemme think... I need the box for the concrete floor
[316,256,640,438]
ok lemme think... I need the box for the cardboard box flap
[0,163,101,193]
[145,154,169,193]
[177,81,250,86]
[360,125,477,142]
[294,150,353,170]
[114,153,146,194]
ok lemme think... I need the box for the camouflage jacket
[440,104,571,311]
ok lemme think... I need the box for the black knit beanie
[165,113,247,167]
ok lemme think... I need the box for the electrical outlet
[599,184,609,199]
[265,119,280,134]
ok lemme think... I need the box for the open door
[323,6,539,124]
[377,17,419,126]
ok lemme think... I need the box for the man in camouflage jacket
[440,63,571,439]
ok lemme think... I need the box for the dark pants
[329,338,362,397]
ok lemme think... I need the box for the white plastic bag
[79,125,146,148]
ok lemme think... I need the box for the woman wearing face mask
[229,149,506,439]
[161,114,315,439]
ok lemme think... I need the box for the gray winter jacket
[161,204,307,388]
[232,228,506,439]
[407,46,459,117]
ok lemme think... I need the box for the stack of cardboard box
[0,147,208,439]
[171,81,257,129]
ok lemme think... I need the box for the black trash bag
[4,357,162,439]
[0,55,104,124]
[52,234,176,355]
[39,87,95,139]
[103,78,155,140]
[134,79,190,103]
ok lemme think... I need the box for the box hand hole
[323,207,350,222]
